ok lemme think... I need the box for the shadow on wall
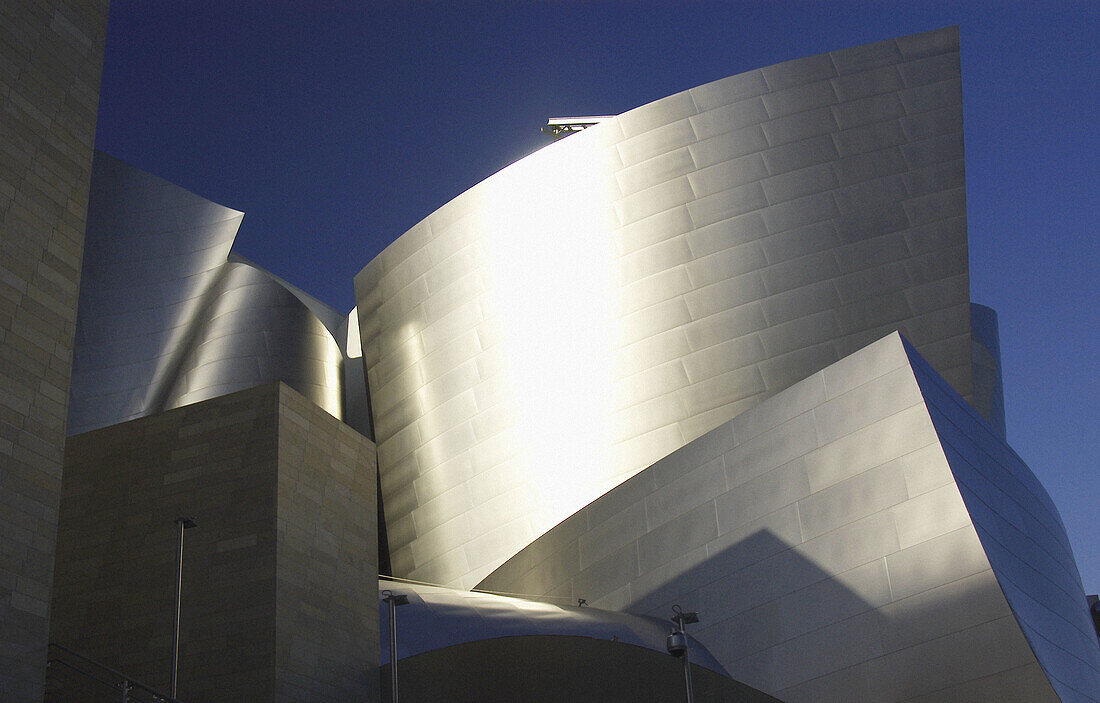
[626,528,1054,700]
[626,528,886,692]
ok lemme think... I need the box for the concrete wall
[0,1,107,700]
[479,333,1092,701]
[355,26,976,590]
[51,383,378,702]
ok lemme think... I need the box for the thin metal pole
[388,597,399,703]
[674,612,695,703]
[171,519,185,698]
[681,632,694,703]
[171,517,195,698]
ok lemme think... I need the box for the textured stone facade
[0,2,107,700]
[51,383,378,702]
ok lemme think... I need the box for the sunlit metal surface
[355,27,981,589]
[375,578,727,676]
[479,332,1100,701]
[161,261,343,417]
[69,152,354,433]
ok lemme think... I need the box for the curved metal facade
[163,262,343,415]
[970,302,1007,438]
[375,578,727,673]
[375,580,784,702]
[355,27,978,589]
[909,341,1100,702]
[478,332,1100,701]
[69,152,350,434]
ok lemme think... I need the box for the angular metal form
[478,332,1100,702]
[354,27,995,589]
[69,152,365,435]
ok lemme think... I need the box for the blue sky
[95,1,1098,592]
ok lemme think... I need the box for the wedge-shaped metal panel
[481,333,1098,701]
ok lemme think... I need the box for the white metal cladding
[480,333,1099,701]
[70,152,346,433]
[356,27,976,589]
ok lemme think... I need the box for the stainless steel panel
[688,124,770,168]
[689,69,769,111]
[578,501,647,569]
[637,499,719,575]
[615,147,695,196]
[618,90,698,139]
[897,77,962,114]
[760,162,838,204]
[685,181,768,228]
[614,205,694,255]
[761,134,840,176]
[761,79,838,119]
[613,176,695,225]
[715,455,809,532]
[830,37,903,74]
[687,153,769,198]
[898,52,960,87]
[831,64,903,102]
[761,51,837,90]
[832,92,906,130]
[798,460,908,541]
[759,190,839,235]
[688,97,770,141]
[833,120,907,157]
[760,105,838,147]
[645,454,726,525]
[616,118,697,167]
[684,210,768,258]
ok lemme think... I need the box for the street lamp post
[381,590,409,703]
[666,604,699,703]
[171,517,197,699]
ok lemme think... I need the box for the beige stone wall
[0,1,108,700]
[276,385,379,703]
[51,383,378,702]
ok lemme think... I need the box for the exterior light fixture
[666,605,699,703]
[382,590,410,703]
[541,116,615,138]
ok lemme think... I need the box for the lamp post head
[670,604,699,628]
[666,630,688,657]
[176,517,197,529]
[381,590,409,606]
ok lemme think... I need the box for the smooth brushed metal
[478,332,1100,701]
[355,27,986,590]
[69,152,366,434]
